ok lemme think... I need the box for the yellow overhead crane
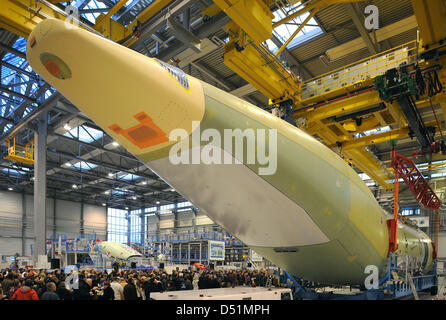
[0,0,172,45]
[209,0,446,191]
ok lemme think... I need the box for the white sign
[250,249,263,262]
[208,240,225,261]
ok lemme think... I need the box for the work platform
[282,253,439,300]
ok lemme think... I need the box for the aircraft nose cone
[27,19,72,80]
[26,19,206,158]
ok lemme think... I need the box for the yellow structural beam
[275,9,316,57]
[0,0,66,38]
[0,0,171,45]
[202,3,222,18]
[214,0,274,44]
[412,0,446,48]
[224,22,301,102]
[93,0,129,42]
[340,128,410,151]
[343,148,393,191]
[95,0,171,46]
[295,90,382,123]
[94,0,128,27]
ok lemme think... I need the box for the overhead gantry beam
[411,0,446,48]
[345,2,378,55]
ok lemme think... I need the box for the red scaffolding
[388,149,441,254]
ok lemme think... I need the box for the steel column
[21,191,26,256]
[33,112,47,263]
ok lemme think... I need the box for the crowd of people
[0,267,278,300]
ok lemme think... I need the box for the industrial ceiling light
[141,181,147,185]
[72,184,78,189]
[170,188,175,192]
[102,203,106,206]
[132,196,137,200]
[125,207,129,210]
[156,201,160,204]
[112,141,119,147]
[64,162,71,167]
[64,123,71,131]
[8,187,13,191]
[108,172,114,177]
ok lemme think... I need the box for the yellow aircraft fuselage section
[27,19,434,285]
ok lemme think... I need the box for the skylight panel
[266,2,323,53]
[119,173,141,181]
[71,161,98,171]
[82,0,108,23]
[64,125,104,143]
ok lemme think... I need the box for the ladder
[407,273,420,300]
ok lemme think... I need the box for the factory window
[145,206,158,216]
[129,210,142,244]
[177,201,192,208]
[264,2,323,53]
[107,208,128,243]
[401,207,421,216]
[177,201,192,212]
[160,204,175,214]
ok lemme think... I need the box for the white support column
[33,112,47,263]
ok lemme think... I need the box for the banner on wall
[208,240,225,261]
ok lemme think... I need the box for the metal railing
[301,41,417,100]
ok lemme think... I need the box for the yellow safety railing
[301,41,418,99]
[4,136,34,165]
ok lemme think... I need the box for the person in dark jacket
[41,282,59,300]
[7,279,20,300]
[209,275,220,289]
[99,281,114,300]
[123,280,138,300]
[142,278,154,300]
[73,278,92,300]
[56,281,73,301]
[198,274,207,289]
[1,272,14,294]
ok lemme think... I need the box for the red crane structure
[388,148,441,256]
